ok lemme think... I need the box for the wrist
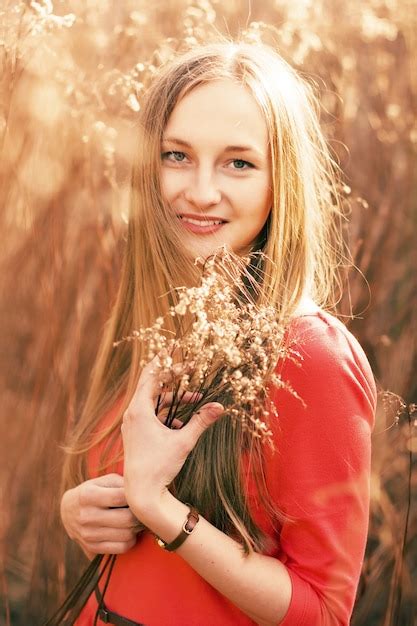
[128,487,172,519]
[156,504,200,552]
[131,491,192,545]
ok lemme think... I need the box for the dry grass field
[0,1,415,624]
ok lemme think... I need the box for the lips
[178,213,228,224]
[177,213,228,235]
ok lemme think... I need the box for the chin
[183,241,229,260]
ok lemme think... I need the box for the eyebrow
[162,136,263,155]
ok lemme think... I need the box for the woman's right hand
[60,473,143,558]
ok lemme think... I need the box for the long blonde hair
[63,39,345,551]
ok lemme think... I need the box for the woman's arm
[131,491,292,626]
[122,314,376,626]
[121,363,292,626]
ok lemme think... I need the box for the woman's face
[160,79,272,259]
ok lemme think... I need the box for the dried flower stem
[114,249,299,443]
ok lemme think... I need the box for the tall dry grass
[0,1,415,624]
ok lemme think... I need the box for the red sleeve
[266,312,376,626]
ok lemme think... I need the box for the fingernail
[206,402,224,415]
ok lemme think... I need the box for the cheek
[240,182,271,223]
[262,187,273,220]
[261,178,273,215]
[159,171,170,203]
[159,169,180,203]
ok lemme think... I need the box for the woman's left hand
[121,359,223,521]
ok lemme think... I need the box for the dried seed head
[114,249,299,442]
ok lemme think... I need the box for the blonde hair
[63,39,345,552]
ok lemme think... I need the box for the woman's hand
[60,473,143,558]
[121,359,223,522]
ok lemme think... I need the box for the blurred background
[0,0,415,624]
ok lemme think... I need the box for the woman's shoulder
[281,303,377,413]
[266,305,376,626]
[287,299,372,375]
[266,304,377,491]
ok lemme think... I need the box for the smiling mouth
[178,216,226,226]
[176,215,228,234]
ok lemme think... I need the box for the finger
[79,484,127,509]
[155,408,184,429]
[156,389,202,427]
[129,357,164,411]
[82,508,138,529]
[103,508,139,528]
[79,526,139,544]
[84,538,137,555]
[157,390,202,410]
[182,402,224,445]
[89,473,124,488]
[131,357,199,408]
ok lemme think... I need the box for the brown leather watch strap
[155,505,199,552]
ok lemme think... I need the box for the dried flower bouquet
[115,249,301,444]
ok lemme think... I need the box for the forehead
[163,79,269,149]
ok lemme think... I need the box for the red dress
[76,310,376,625]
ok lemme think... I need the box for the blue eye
[161,152,254,170]
[231,159,253,170]
[161,151,186,162]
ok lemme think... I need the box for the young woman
[60,40,376,626]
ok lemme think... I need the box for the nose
[183,167,222,209]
